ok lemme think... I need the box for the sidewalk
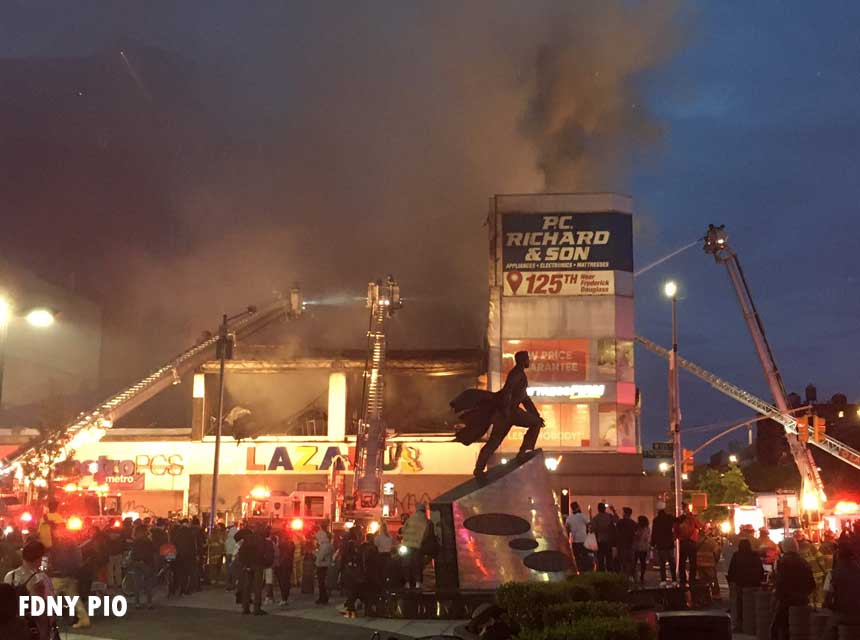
[162,587,466,638]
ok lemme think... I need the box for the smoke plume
[0,1,685,391]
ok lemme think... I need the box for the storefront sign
[244,443,424,473]
[503,339,588,383]
[527,384,606,399]
[501,212,633,273]
[504,270,614,297]
[60,454,185,478]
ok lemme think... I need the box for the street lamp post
[664,281,682,517]
[207,306,256,537]
[664,281,683,582]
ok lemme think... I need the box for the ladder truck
[701,225,825,509]
[0,289,304,487]
[350,276,402,517]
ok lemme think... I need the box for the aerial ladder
[700,224,825,506]
[1,289,304,481]
[636,336,860,478]
[351,276,402,513]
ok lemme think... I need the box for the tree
[696,466,754,521]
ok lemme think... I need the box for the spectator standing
[339,530,362,618]
[696,526,721,596]
[633,515,651,585]
[4,540,54,640]
[615,507,637,579]
[0,583,29,640]
[314,526,334,605]
[770,537,815,640]
[37,500,64,550]
[224,522,239,591]
[129,525,156,609]
[565,501,591,573]
[106,524,125,592]
[374,522,394,585]
[674,506,701,586]
[275,532,295,606]
[170,520,194,596]
[235,526,266,615]
[261,528,276,605]
[400,506,430,588]
[823,542,860,639]
[591,503,615,572]
[47,534,90,628]
[727,538,765,632]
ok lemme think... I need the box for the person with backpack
[0,582,29,640]
[48,532,91,628]
[4,540,54,640]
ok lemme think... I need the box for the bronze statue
[451,350,544,479]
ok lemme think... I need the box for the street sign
[643,449,673,459]
[652,441,674,453]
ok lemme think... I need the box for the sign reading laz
[245,444,423,473]
[501,212,633,272]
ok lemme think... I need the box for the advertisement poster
[501,211,633,273]
[503,270,614,296]
[502,339,588,383]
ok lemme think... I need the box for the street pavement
[61,587,464,640]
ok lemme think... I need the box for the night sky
[1,1,859,456]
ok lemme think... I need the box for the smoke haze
[0,1,684,389]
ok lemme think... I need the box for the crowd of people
[564,499,714,589]
[222,503,439,617]
[0,499,443,636]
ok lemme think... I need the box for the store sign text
[527,384,606,399]
[61,455,184,478]
[245,444,423,473]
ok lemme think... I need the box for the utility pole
[208,314,229,537]
[664,281,683,582]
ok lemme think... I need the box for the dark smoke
[0,2,685,392]
[521,2,681,190]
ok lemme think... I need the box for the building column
[327,372,347,439]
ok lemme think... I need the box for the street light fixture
[0,298,57,409]
[658,462,670,474]
[663,281,678,299]
[729,454,738,464]
[25,308,55,328]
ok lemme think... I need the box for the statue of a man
[451,350,544,480]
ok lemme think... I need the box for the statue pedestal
[429,449,574,591]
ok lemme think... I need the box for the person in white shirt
[224,523,239,591]
[564,501,592,573]
[374,522,394,588]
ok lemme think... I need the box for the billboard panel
[503,270,614,297]
[501,212,633,273]
[502,339,589,383]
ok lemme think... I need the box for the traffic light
[797,416,810,444]
[813,416,827,443]
[682,449,694,474]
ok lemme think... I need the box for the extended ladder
[2,290,303,478]
[636,335,860,472]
